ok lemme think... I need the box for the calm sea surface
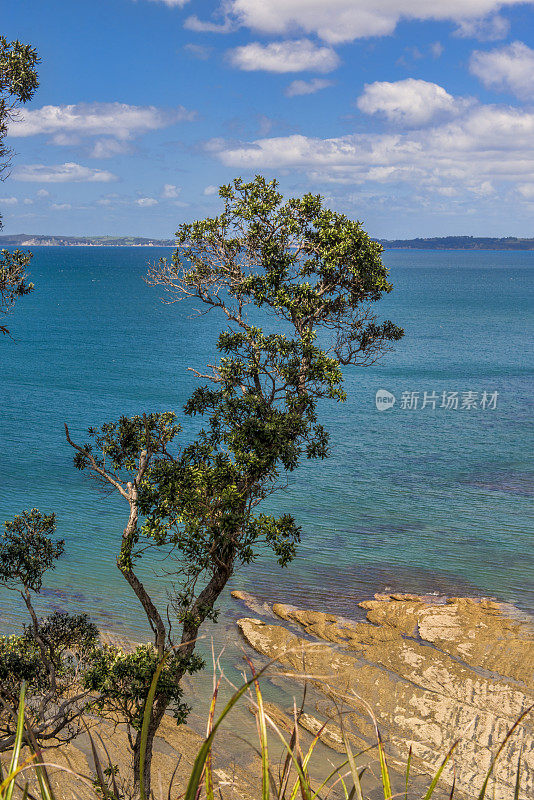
[1,247,533,642]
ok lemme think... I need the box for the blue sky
[2,0,534,238]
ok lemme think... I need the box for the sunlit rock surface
[234,592,534,799]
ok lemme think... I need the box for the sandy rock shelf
[232,590,534,800]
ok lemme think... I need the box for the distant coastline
[0,234,175,247]
[1,233,534,250]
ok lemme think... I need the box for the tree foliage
[0,35,39,186]
[0,36,39,333]
[67,176,403,793]
[0,248,34,334]
[0,508,63,591]
[0,510,99,751]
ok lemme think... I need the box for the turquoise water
[1,247,533,640]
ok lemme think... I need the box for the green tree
[66,176,403,794]
[65,413,203,791]
[0,36,39,334]
[0,509,99,750]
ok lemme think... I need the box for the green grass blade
[184,669,268,800]
[420,740,460,800]
[33,763,57,800]
[377,734,392,800]
[22,714,56,800]
[205,678,221,800]
[84,726,118,799]
[251,673,269,800]
[0,757,36,796]
[5,682,27,800]
[341,731,364,800]
[338,772,349,800]
[258,713,313,800]
[476,705,532,800]
[310,757,349,800]
[289,728,322,800]
[139,653,169,800]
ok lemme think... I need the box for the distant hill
[378,236,534,250]
[1,234,533,250]
[0,234,175,247]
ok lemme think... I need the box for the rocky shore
[232,590,534,800]
[16,591,533,799]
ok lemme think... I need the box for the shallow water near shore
[1,246,533,645]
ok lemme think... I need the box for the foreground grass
[1,669,531,800]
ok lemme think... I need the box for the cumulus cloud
[0,196,18,205]
[455,14,510,39]
[36,188,50,197]
[218,0,529,44]
[136,197,158,207]
[357,79,468,126]
[203,185,219,195]
[228,39,339,73]
[162,183,181,198]
[285,78,333,97]
[470,41,534,99]
[517,183,534,199]
[207,104,534,201]
[14,162,117,183]
[7,102,197,141]
[51,203,72,210]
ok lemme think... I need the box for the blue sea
[1,247,533,644]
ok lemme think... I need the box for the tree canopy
[0,36,39,334]
[67,176,403,794]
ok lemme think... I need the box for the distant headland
[377,236,534,250]
[1,233,534,250]
[0,234,175,247]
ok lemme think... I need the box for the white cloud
[285,78,333,97]
[162,183,181,198]
[470,41,534,99]
[430,41,444,58]
[51,133,81,146]
[207,104,534,201]
[23,198,34,205]
[136,197,158,207]
[184,15,235,33]
[517,183,534,199]
[146,0,191,7]
[455,14,510,39]
[0,196,18,205]
[184,43,212,59]
[90,139,133,158]
[225,0,529,44]
[357,79,468,126]
[229,39,339,73]
[14,163,117,183]
[36,188,50,197]
[51,203,72,210]
[203,185,219,195]
[7,102,197,141]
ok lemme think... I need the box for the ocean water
[1,247,533,643]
